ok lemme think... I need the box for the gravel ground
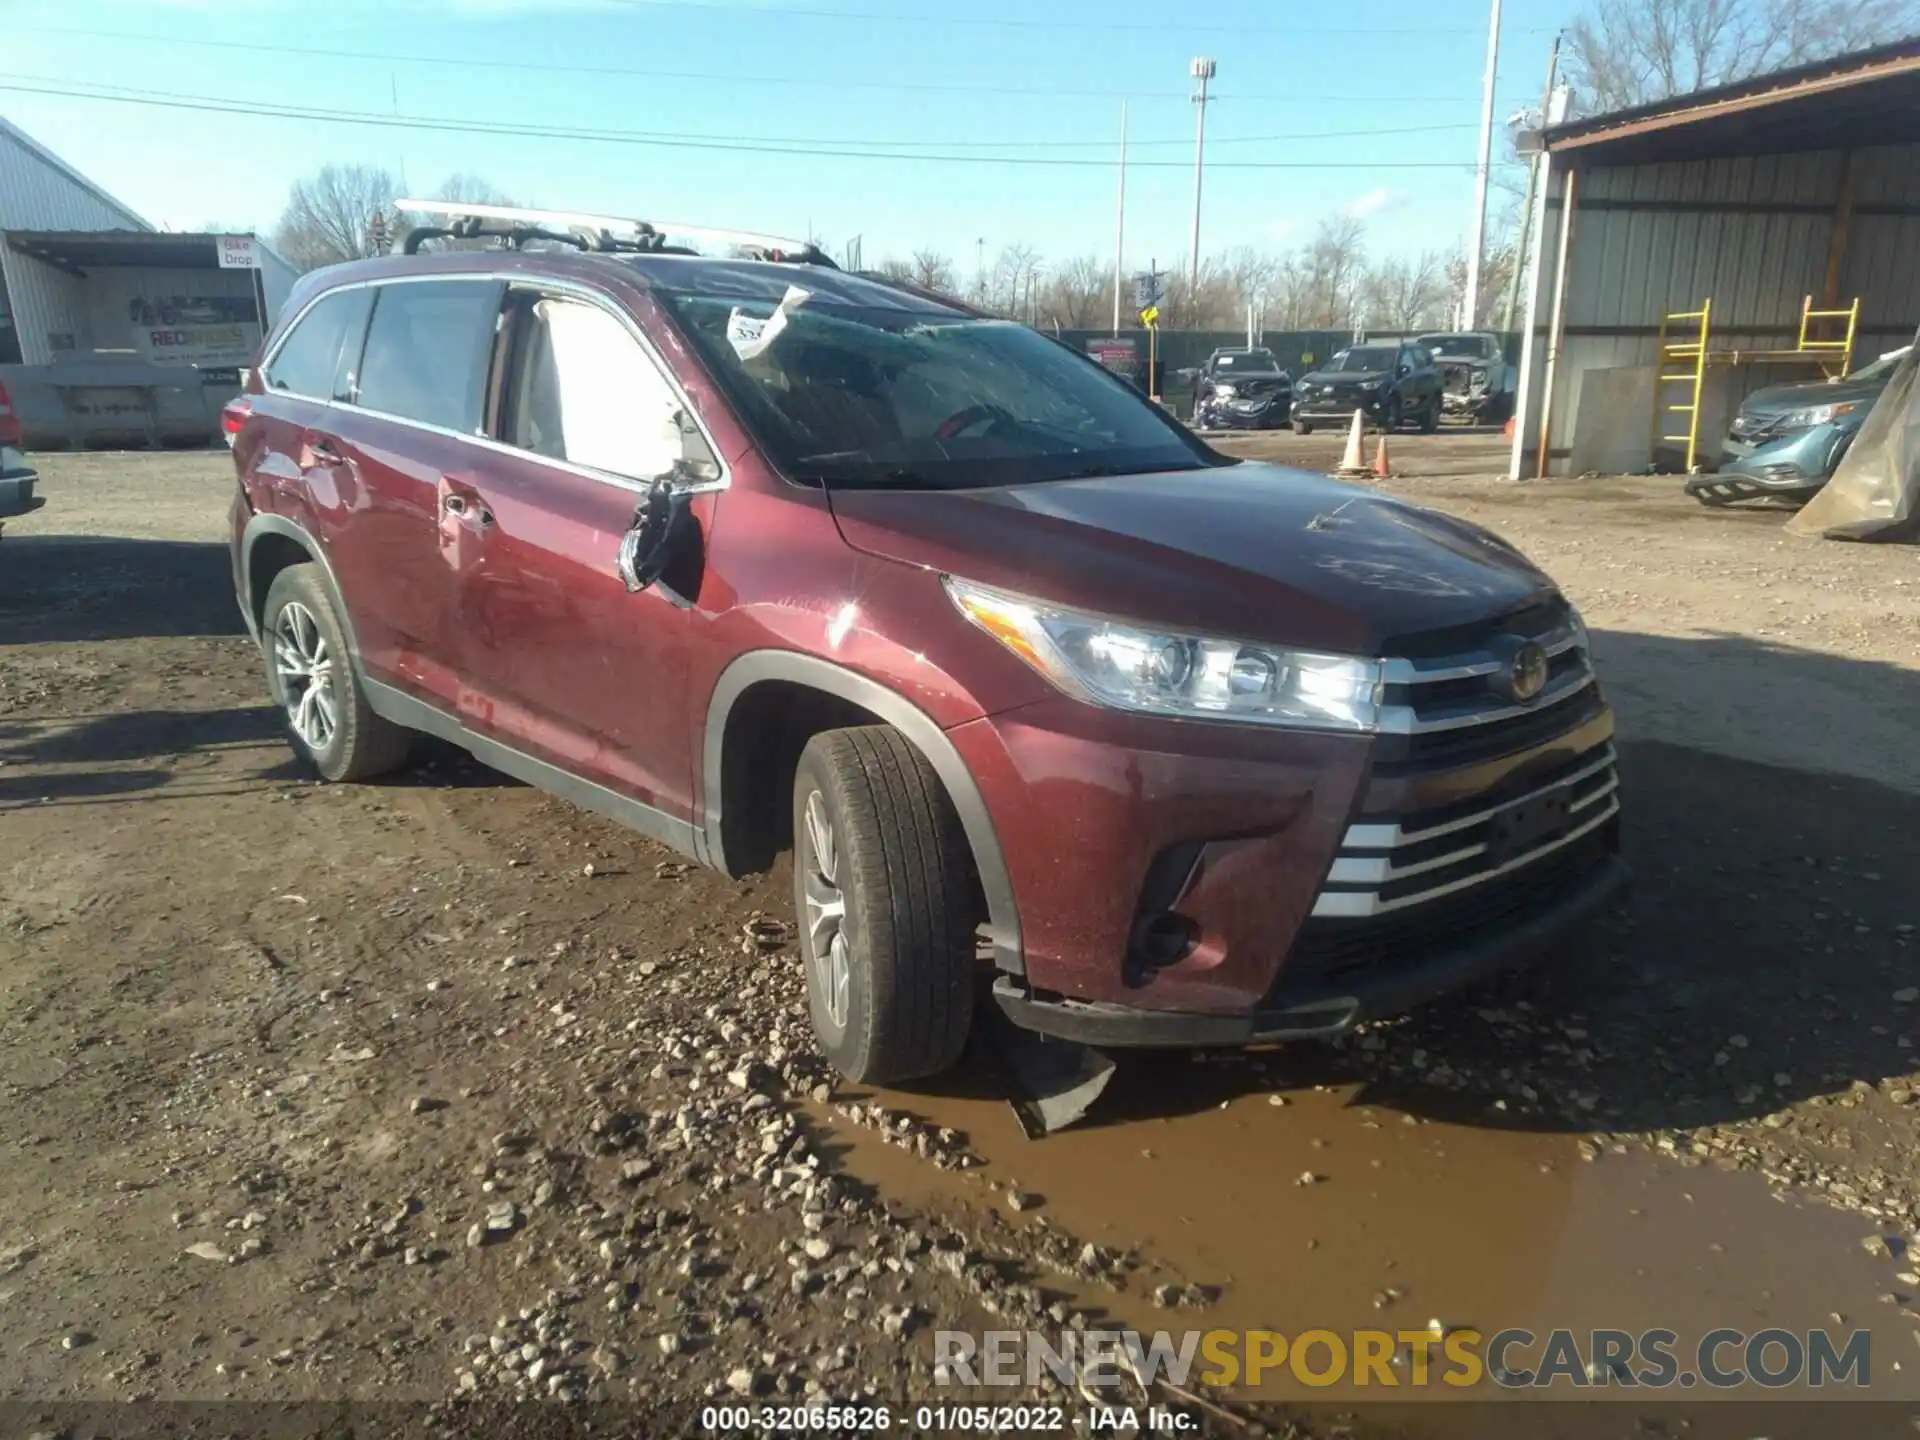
[2,448,1918,1433]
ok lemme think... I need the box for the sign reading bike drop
[217,235,262,269]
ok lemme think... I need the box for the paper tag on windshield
[727,285,811,361]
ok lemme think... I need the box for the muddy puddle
[820,1046,1918,1410]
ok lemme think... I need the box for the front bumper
[1687,423,1852,500]
[950,678,1623,1038]
[1293,394,1385,422]
[1194,398,1289,430]
[993,853,1628,1046]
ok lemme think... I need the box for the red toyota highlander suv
[227,214,1624,1084]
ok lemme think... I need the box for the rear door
[444,283,706,830]
[247,285,375,616]
[322,277,505,705]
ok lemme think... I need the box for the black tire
[1296,420,1313,436]
[1381,398,1403,433]
[1420,395,1441,433]
[791,726,977,1084]
[261,564,411,783]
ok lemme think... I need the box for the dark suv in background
[1190,347,1293,431]
[1292,342,1442,434]
[228,208,1624,1084]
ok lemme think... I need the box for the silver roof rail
[397,199,821,259]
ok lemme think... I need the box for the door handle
[304,432,345,466]
[442,492,493,526]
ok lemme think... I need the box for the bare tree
[987,244,1044,320]
[1039,254,1108,328]
[431,174,518,207]
[1304,217,1368,329]
[273,164,403,272]
[910,249,958,294]
[1366,251,1451,332]
[1565,0,1918,112]
[873,257,916,282]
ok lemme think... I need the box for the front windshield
[658,282,1218,489]
[1327,346,1399,373]
[1212,349,1278,373]
[1417,334,1497,361]
[1850,346,1912,383]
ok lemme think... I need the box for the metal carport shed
[1510,39,1920,480]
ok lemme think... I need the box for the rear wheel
[792,726,977,1084]
[262,565,411,782]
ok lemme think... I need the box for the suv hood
[1300,368,1391,387]
[1740,374,1887,418]
[828,463,1556,656]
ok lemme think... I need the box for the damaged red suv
[228,209,1625,1084]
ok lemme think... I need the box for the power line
[0,78,1480,169]
[10,26,1500,105]
[0,66,1476,151]
[587,0,1504,36]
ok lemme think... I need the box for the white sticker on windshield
[727,285,812,360]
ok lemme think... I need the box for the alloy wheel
[800,789,851,1030]
[272,601,339,753]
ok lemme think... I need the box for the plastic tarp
[1786,331,1920,542]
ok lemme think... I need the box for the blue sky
[2,0,1572,271]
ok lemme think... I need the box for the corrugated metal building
[0,116,296,445]
[1510,41,1920,478]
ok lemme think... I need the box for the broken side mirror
[617,475,693,593]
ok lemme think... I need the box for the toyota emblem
[1506,641,1550,703]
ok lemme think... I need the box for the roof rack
[397,199,836,267]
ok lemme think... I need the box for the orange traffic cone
[1372,432,1392,478]
[1334,409,1368,475]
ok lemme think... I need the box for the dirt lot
[3,446,1920,1433]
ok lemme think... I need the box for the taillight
[0,380,20,447]
[221,396,252,448]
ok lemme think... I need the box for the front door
[446,286,707,829]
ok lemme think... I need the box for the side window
[356,280,503,433]
[263,288,372,401]
[504,296,682,480]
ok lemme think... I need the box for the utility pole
[1463,0,1503,329]
[1188,57,1216,312]
[1501,34,1560,332]
[976,237,986,306]
[1112,99,1128,337]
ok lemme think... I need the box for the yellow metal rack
[1649,295,1861,472]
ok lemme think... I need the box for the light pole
[1112,98,1128,336]
[1464,0,1503,328]
[1188,57,1215,313]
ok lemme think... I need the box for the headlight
[945,577,1383,731]
[1779,400,1858,428]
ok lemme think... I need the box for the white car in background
[1415,331,1517,425]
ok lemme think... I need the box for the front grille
[1310,742,1619,921]
[1279,605,1618,986]
[1370,599,1598,775]
[1281,824,1616,983]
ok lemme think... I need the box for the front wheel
[1296,420,1314,436]
[1381,398,1403,433]
[792,727,977,1084]
[1420,395,1441,433]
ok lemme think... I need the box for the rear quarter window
[356,280,504,434]
[263,287,372,401]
